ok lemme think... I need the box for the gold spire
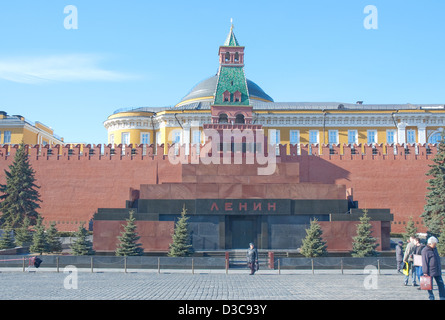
[224,18,239,47]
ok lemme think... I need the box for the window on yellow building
[367,130,377,145]
[290,130,299,145]
[309,130,318,145]
[121,132,130,145]
[348,130,358,145]
[173,131,181,144]
[428,132,442,144]
[269,129,280,155]
[328,130,338,145]
[141,132,150,145]
[192,130,201,155]
[192,130,201,145]
[173,130,182,155]
[4,131,11,144]
[407,130,416,144]
[386,130,396,144]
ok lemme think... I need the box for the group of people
[396,236,445,300]
[248,238,444,299]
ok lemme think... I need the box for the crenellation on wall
[0,142,438,233]
[288,144,298,156]
[0,142,439,162]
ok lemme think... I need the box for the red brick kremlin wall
[0,143,435,233]
[281,143,433,234]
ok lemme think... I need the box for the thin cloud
[0,54,139,84]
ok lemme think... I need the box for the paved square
[0,268,438,300]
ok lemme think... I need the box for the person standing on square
[403,236,417,286]
[246,242,258,275]
[422,236,445,300]
[396,240,404,273]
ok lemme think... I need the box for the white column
[182,124,190,156]
[397,122,406,145]
[417,124,427,144]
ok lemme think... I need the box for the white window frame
[269,129,280,155]
[4,131,11,144]
[192,130,201,145]
[428,132,442,144]
[386,130,396,145]
[328,130,339,145]
[173,130,182,144]
[192,130,201,154]
[406,129,416,144]
[268,129,280,144]
[121,132,130,145]
[309,130,319,145]
[367,130,378,145]
[141,132,150,145]
[172,130,182,155]
[290,130,300,145]
[348,130,358,145]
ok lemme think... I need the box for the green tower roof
[214,23,250,106]
[223,23,240,47]
[214,67,250,106]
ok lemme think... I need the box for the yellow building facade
[104,28,445,153]
[105,106,445,154]
[0,111,64,146]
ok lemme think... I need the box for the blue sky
[0,0,444,143]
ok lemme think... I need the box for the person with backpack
[403,236,417,286]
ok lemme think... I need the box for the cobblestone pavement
[0,268,438,301]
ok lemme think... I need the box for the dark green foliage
[0,225,15,250]
[70,225,94,255]
[437,227,445,257]
[0,143,41,228]
[14,216,33,247]
[421,134,445,236]
[29,217,48,255]
[351,210,379,257]
[115,210,144,256]
[46,222,62,253]
[168,205,193,257]
[403,216,418,242]
[300,218,328,257]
